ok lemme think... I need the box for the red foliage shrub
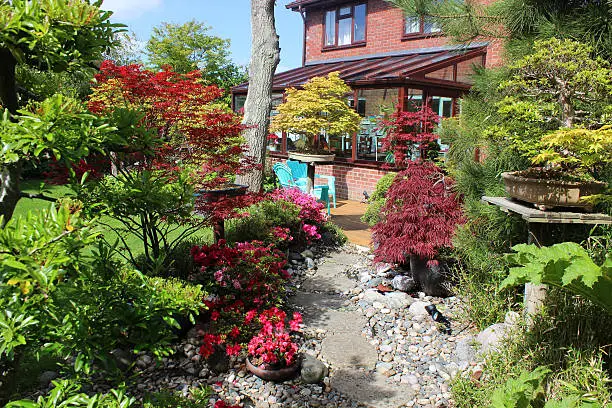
[378,105,440,167]
[372,161,463,263]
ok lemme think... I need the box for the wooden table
[481,197,612,321]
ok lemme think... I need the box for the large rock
[392,275,417,292]
[362,289,387,304]
[454,335,477,364]
[383,292,414,309]
[476,323,511,355]
[39,371,59,386]
[408,301,430,317]
[300,354,328,384]
[301,249,315,259]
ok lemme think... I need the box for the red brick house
[232,0,503,200]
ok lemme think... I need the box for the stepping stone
[291,291,344,312]
[330,369,417,408]
[321,333,378,370]
[311,310,367,334]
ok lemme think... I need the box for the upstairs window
[324,3,367,48]
[404,15,441,36]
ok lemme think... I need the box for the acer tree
[373,161,463,266]
[0,0,120,222]
[270,72,362,153]
[87,62,256,270]
[377,104,440,167]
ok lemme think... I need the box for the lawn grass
[15,179,213,258]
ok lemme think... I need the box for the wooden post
[524,222,549,325]
[306,163,315,193]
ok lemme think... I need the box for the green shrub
[5,379,136,407]
[321,221,348,246]
[225,198,301,245]
[361,172,396,226]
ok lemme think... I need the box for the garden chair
[273,162,330,215]
[287,160,337,208]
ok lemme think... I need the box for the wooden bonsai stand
[482,196,612,325]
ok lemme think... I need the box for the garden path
[292,249,418,407]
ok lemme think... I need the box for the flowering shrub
[191,240,289,358]
[373,162,464,263]
[269,188,327,225]
[227,188,327,247]
[247,307,302,368]
[214,401,242,408]
[378,105,440,167]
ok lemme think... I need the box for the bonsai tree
[270,72,362,154]
[373,161,463,295]
[531,126,612,182]
[502,38,612,129]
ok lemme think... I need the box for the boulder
[39,371,59,386]
[392,275,417,293]
[300,354,328,384]
[366,277,383,288]
[408,301,430,317]
[301,249,315,259]
[384,292,414,309]
[476,323,511,355]
[362,289,387,304]
[289,252,304,262]
[454,335,477,364]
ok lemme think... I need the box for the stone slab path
[292,249,418,408]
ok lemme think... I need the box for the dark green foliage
[361,172,396,227]
[321,221,348,246]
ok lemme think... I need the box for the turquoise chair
[273,162,330,215]
[287,160,337,208]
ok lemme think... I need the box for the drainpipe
[299,5,306,67]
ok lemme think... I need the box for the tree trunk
[559,90,574,128]
[235,0,280,192]
[0,48,21,224]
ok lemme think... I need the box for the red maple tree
[378,104,440,167]
[88,61,258,221]
[372,161,463,263]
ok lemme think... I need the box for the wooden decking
[329,200,372,247]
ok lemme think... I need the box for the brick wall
[270,157,394,201]
[303,0,505,67]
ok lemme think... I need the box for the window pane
[423,17,441,33]
[233,95,246,113]
[354,4,366,42]
[338,17,352,45]
[404,15,420,34]
[325,11,336,46]
[339,6,351,16]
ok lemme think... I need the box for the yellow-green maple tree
[270,72,361,153]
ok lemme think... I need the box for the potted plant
[497,38,612,209]
[372,161,464,296]
[270,72,362,163]
[502,126,611,209]
[246,307,302,382]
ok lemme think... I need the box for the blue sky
[101,0,304,73]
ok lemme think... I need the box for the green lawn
[15,180,213,257]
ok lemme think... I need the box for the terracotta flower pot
[246,358,300,382]
[501,171,607,210]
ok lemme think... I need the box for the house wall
[269,156,393,201]
[303,0,504,67]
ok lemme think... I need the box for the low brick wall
[269,157,393,201]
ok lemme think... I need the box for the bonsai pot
[501,171,607,210]
[246,357,300,382]
[288,152,335,163]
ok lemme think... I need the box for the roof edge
[305,42,489,66]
